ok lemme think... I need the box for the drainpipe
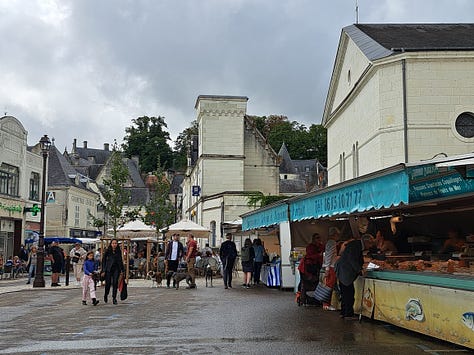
[402,58,409,164]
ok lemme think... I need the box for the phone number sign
[290,171,408,221]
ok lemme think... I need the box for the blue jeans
[28,264,37,283]
[253,262,263,284]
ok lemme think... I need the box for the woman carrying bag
[101,239,125,305]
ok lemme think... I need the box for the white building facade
[0,116,43,258]
[323,24,474,185]
[182,95,280,246]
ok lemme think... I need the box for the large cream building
[0,116,43,258]
[182,95,280,246]
[323,24,474,185]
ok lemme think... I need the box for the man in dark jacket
[49,239,64,287]
[219,233,237,289]
[335,234,375,319]
[165,234,184,288]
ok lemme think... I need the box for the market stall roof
[160,219,210,239]
[242,164,409,230]
[108,219,158,240]
[242,153,474,231]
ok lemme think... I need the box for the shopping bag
[312,282,332,303]
[120,280,128,301]
[118,274,124,292]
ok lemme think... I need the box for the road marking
[59,332,84,335]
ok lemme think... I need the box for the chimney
[104,143,109,151]
[83,141,88,149]
[73,139,77,151]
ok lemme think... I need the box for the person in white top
[322,227,340,311]
[70,242,87,285]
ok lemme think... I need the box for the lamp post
[33,135,51,288]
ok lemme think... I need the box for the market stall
[242,155,474,349]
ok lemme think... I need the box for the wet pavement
[0,276,470,354]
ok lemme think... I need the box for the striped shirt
[322,239,337,268]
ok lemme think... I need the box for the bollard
[65,256,70,286]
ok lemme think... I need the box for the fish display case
[359,270,474,350]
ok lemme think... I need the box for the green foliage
[173,120,198,171]
[143,168,175,233]
[122,116,174,173]
[101,146,131,237]
[247,192,288,208]
[247,115,327,165]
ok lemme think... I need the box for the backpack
[241,247,250,262]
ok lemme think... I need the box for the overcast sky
[1,0,473,151]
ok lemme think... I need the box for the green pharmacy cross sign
[24,204,41,216]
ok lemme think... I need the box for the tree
[92,145,131,238]
[247,191,288,208]
[143,168,175,235]
[122,116,174,174]
[247,115,327,164]
[173,120,198,171]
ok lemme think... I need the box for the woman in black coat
[101,239,125,305]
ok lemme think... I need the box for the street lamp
[33,135,51,288]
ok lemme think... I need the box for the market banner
[242,203,288,230]
[408,165,474,202]
[290,170,409,221]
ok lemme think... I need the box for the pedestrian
[94,247,101,270]
[26,245,38,284]
[165,234,184,288]
[241,238,255,288]
[335,234,376,320]
[82,251,99,306]
[322,227,340,311]
[219,233,237,289]
[252,238,264,285]
[185,234,198,289]
[101,239,124,305]
[50,239,64,287]
[19,244,29,263]
[202,243,213,257]
[70,242,87,285]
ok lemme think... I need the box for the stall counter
[360,270,474,350]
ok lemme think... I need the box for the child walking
[82,251,99,306]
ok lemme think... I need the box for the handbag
[313,282,332,303]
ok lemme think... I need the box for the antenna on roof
[355,0,359,24]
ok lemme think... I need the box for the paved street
[0,276,470,354]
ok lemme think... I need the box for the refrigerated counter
[359,270,474,350]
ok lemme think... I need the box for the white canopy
[160,219,210,239]
[107,220,158,240]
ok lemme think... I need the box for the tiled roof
[76,147,112,165]
[170,174,184,194]
[278,143,294,174]
[279,179,306,193]
[345,23,474,61]
[48,146,93,192]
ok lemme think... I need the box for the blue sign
[290,170,409,221]
[408,166,474,202]
[192,185,201,196]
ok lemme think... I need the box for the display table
[261,263,280,287]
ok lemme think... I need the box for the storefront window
[29,172,40,201]
[0,164,19,197]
